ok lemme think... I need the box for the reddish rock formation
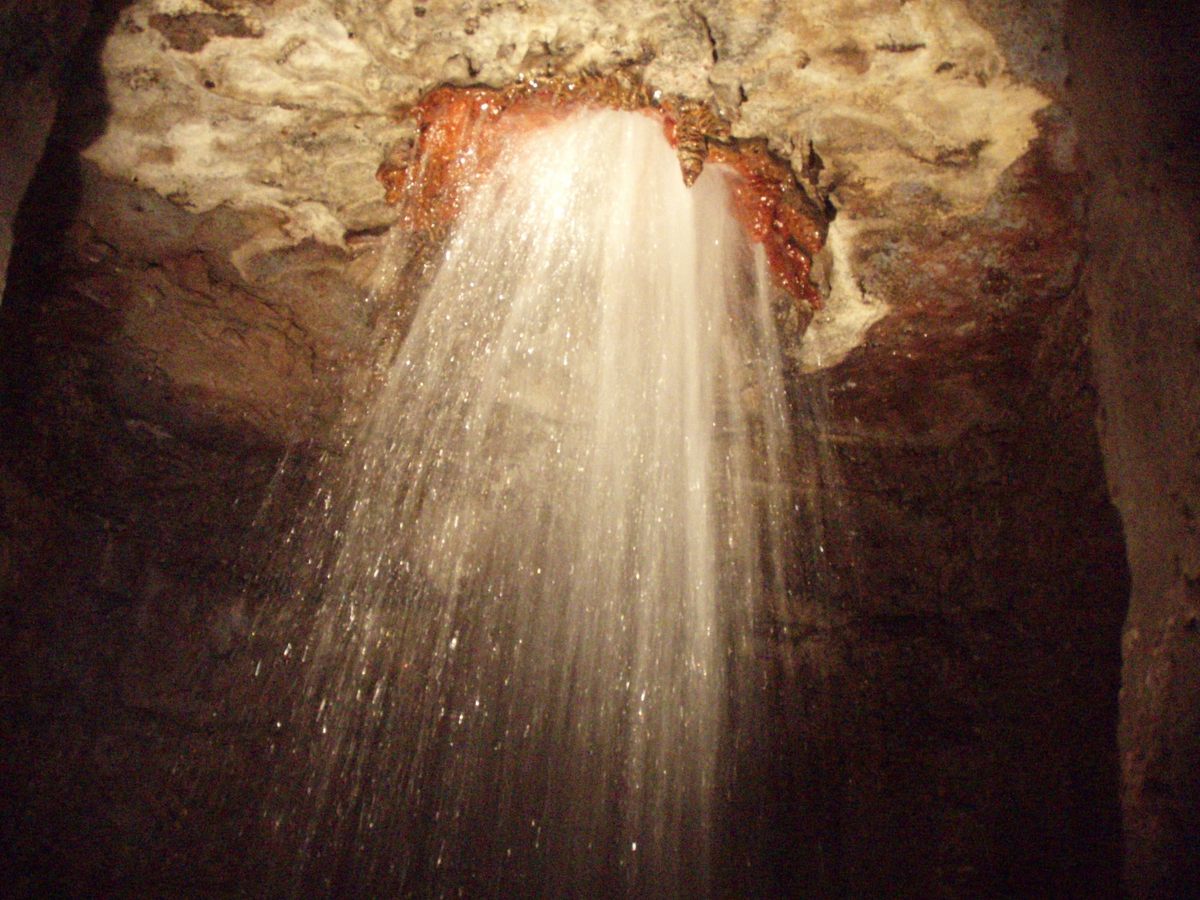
[377,77,827,313]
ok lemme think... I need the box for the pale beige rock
[84,1,1051,367]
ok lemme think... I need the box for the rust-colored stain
[377,74,827,311]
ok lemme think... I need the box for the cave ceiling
[6,0,1077,452]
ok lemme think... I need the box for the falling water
[255,108,799,897]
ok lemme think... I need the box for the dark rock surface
[0,0,93,297]
[1068,1,1200,894]
[760,110,1127,895]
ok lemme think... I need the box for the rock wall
[0,0,92,297]
[771,105,1127,894]
[1067,1,1200,894]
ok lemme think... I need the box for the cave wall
[0,1,1165,895]
[0,0,93,297]
[763,95,1127,893]
[1067,1,1200,894]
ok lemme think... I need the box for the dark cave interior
[0,1,1197,896]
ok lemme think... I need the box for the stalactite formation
[376,73,828,314]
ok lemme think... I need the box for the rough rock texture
[1067,2,1200,894]
[80,0,1055,367]
[0,0,92,297]
[0,0,1165,895]
[766,102,1126,895]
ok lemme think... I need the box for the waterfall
[255,107,798,897]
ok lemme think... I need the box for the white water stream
[257,108,799,897]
